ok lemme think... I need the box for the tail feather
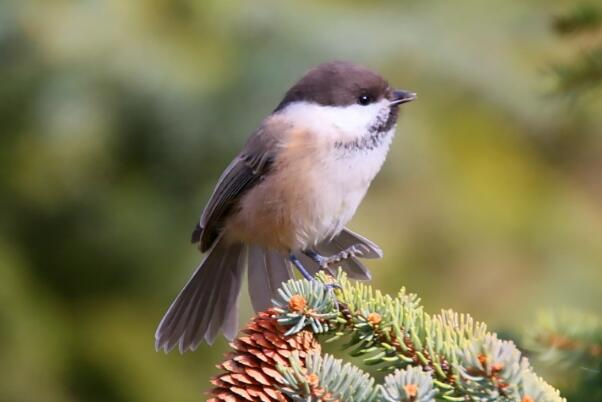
[180,259,225,349]
[186,247,240,347]
[219,272,241,340]
[247,245,269,311]
[206,258,243,342]
[337,256,372,280]
[181,249,237,348]
[161,263,213,351]
[155,239,245,352]
[247,246,293,312]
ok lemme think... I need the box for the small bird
[155,61,416,352]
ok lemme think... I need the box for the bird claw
[306,245,365,269]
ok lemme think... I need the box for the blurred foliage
[550,3,602,98]
[523,309,602,402]
[553,3,602,34]
[0,1,601,402]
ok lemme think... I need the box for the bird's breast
[294,127,395,245]
[225,127,394,251]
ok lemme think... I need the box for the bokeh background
[1,1,601,401]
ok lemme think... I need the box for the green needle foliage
[273,278,341,336]
[454,335,528,401]
[381,366,437,402]
[269,271,565,401]
[279,352,380,402]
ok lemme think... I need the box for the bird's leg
[289,254,314,280]
[288,254,340,291]
[302,250,329,269]
[303,245,365,269]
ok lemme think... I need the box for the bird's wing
[192,127,279,252]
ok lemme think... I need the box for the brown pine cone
[208,308,321,402]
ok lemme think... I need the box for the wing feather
[193,128,277,251]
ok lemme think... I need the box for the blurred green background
[1,1,600,401]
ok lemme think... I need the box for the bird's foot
[288,254,342,291]
[303,245,364,269]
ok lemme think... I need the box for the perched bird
[155,61,416,352]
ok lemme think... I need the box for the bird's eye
[358,94,372,106]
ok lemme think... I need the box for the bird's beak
[390,89,417,106]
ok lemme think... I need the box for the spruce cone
[208,308,321,402]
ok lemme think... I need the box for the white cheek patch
[279,100,391,142]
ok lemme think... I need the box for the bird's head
[274,61,416,142]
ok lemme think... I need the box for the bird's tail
[155,228,381,352]
[155,238,245,352]
[247,246,294,312]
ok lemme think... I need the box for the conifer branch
[209,271,565,401]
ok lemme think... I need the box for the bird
[155,61,416,352]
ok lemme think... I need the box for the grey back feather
[196,126,282,252]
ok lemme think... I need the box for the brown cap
[275,61,392,111]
